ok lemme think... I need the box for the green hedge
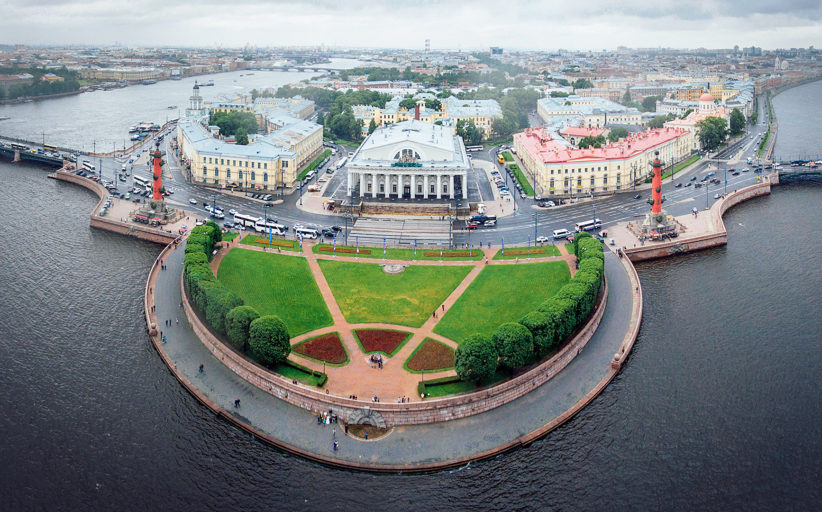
[298,149,332,181]
[508,163,535,197]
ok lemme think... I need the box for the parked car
[634,194,642,199]
[229,208,237,215]
[536,236,550,243]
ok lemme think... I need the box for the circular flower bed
[292,332,347,364]
[406,338,455,372]
[354,329,411,356]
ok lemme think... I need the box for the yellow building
[352,96,501,137]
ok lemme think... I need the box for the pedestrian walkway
[150,239,639,470]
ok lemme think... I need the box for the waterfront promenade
[147,241,639,471]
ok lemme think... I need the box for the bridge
[777,166,822,182]
[253,66,345,73]
[0,144,65,167]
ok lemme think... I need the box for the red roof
[561,126,605,138]
[515,127,689,165]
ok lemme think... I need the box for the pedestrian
[199,364,204,373]
[160,330,163,338]
[162,336,167,344]
[176,317,179,325]
[441,304,445,312]
[234,398,240,408]
[333,441,338,451]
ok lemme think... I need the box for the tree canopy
[209,111,258,140]
[696,116,729,151]
[729,108,745,137]
[578,135,606,148]
[492,323,534,370]
[248,316,291,367]
[607,127,630,143]
[641,95,663,112]
[455,333,498,384]
[572,78,594,89]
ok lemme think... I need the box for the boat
[0,116,10,121]
[142,79,158,85]
[167,105,177,109]
[202,80,215,86]
[128,125,137,133]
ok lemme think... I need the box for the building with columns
[346,120,470,201]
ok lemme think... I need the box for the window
[220,159,224,165]
[245,161,248,168]
[379,183,384,193]
[430,184,435,194]
[603,175,608,184]
[257,162,261,169]
[214,168,219,177]
[226,169,231,179]
[590,177,595,186]
[417,184,422,194]
[238,170,243,180]
[263,172,268,182]
[550,178,555,188]
[251,171,255,181]
[392,183,397,193]
[232,160,236,166]
[264,163,267,169]
[283,161,288,168]
[577,177,582,187]
[616,175,621,183]
[551,170,554,175]
[202,166,207,176]
[208,157,212,164]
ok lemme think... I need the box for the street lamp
[533,213,538,242]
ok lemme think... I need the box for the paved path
[152,242,636,468]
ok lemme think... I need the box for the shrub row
[183,225,291,368]
[455,236,605,384]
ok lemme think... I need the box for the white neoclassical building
[346,120,470,200]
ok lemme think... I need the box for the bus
[233,213,261,228]
[335,157,347,170]
[497,153,505,164]
[133,175,150,188]
[43,144,58,154]
[82,161,96,172]
[574,218,603,232]
[10,143,28,151]
[254,219,287,235]
[465,145,483,152]
[295,227,319,239]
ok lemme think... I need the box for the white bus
[465,145,483,152]
[133,175,150,188]
[233,213,261,228]
[254,219,287,234]
[574,218,603,232]
[82,161,96,172]
[295,227,319,239]
[335,157,347,170]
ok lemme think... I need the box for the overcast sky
[2,0,821,51]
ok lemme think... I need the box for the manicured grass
[318,259,472,327]
[758,128,770,158]
[240,235,301,251]
[420,371,507,398]
[501,151,514,162]
[298,149,332,180]
[353,329,412,356]
[492,245,560,260]
[664,154,700,180]
[433,261,571,343]
[222,232,238,242]
[292,332,348,365]
[312,244,482,261]
[405,338,455,373]
[273,361,325,387]
[508,164,535,196]
[217,249,332,336]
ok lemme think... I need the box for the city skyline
[2,0,821,51]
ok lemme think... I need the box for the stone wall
[53,169,177,245]
[182,267,609,427]
[624,175,775,263]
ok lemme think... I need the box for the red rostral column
[651,150,662,214]
[151,141,164,201]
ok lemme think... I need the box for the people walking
[234,398,241,408]
[199,364,204,373]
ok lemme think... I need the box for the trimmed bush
[578,257,604,277]
[455,333,498,384]
[204,285,243,334]
[248,315,291,367]
[184,242,207,257]
[555,282,595,320]
[578,237,604,260]
[539,297,577,342]
[492,322,534,370]
[184,262,214,295]
[573,231,593,257]
[192,279,220,312]
[204,221,222,243]
[225,305,260,352]
[519,310,556,357]
[184,251,209,268]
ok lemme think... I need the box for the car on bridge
[189,198,197,204]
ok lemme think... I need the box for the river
[0,80,820,510]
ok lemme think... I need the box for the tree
[455,333,498,384]
[748,111,758,125]
[641,95,662,112]
[248,315,291,367]
[607,127,629,143]
[696,116,729,151]
[573,231,593,257]
[208,110,258,140]
[225,305,260,352]
[729,108,745,137]
[424,98,442,111]
[235,128,249,145]
[621,90,632,106]
[399,98,417,110]
[681,108,693,119]
[456,120,483,145]
[519,311,556,357]
[550,91,570,98]
[572,78,593,89]
[204,285,244,335]
[492,322,534,370]
[578,135,606,149]
[367,118,377,135]
[648,115,669,129]
[538,297,577,342]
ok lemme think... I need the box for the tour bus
[465,145,483,152]
[335,157,348,170]
[10,143,28,151]
[254,219,287,235]
[43,144,58,154]
[574,218,603,232]
[133,175,150,188]
[233,213,261,228]
[295,227,319,239]
[82,161,96,172]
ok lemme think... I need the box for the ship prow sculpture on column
[135,140,177,226]
[639,151,676,235]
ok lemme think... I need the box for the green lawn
[508,164,535,196]
[217,249,332,336]
[273,361,325,387]
[298,149,332,180]
[318,259,472,327]
[312,243,482,261]
[433,261,571,343]
[240,235,301,251]
[492,245,560,260]
[501,151,514,162]
[222,232,238,242]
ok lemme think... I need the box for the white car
[189,198,197,204]
[536,236,550,243]
[229,208,237,215]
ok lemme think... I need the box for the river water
[0,80,821,510]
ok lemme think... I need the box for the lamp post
[724,167,728,195]
[705,180,710,209]
[533,213,538,242]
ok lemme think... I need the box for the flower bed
[405,338,455,372]
[501,248,543,256]
[292,332,347,364]
[354,329,411,356]
[422,251,479,258]
[319,246,371,255]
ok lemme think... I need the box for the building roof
[699,92,715,102]
[515,126,689,165]
[561,126,605,138]
[350,120,470,171]
[179,120,296,160]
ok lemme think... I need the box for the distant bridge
[0,144,64,167]
[253,66,346,73]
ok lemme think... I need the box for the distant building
[514,126,693,197]
[40,73,64,83]
[537,95,641,128]
[490,47,503,55]
[79,67,163,81]
[664,93,730,150]
[0,73,34,92]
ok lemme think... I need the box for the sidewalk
[151,243,638,469]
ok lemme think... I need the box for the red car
[466,222,478,230]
